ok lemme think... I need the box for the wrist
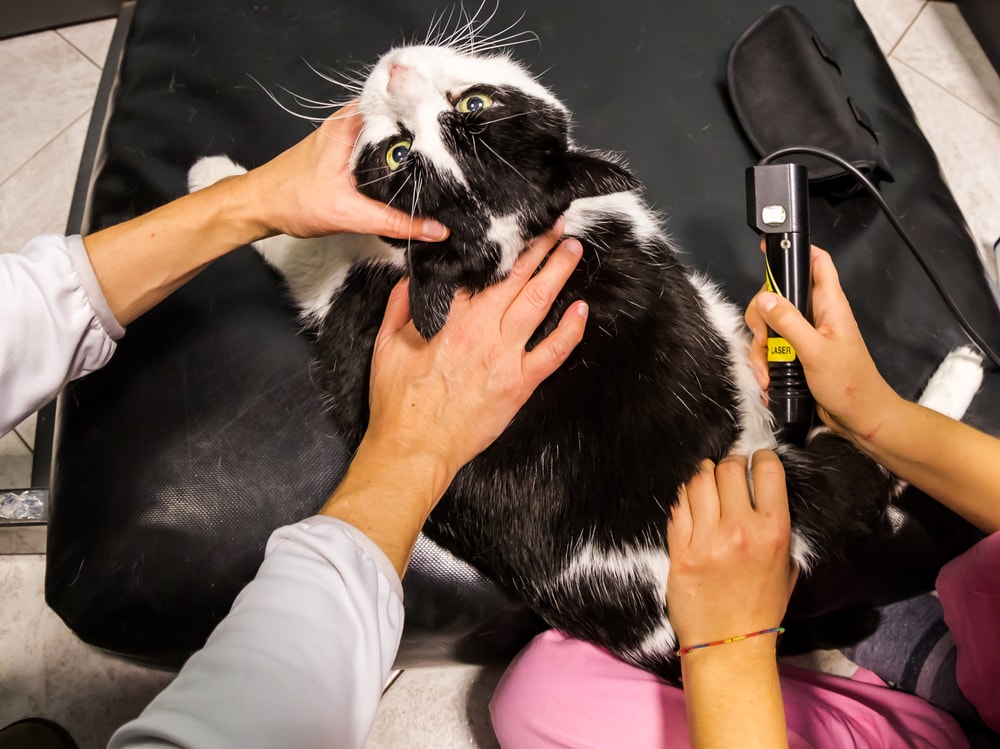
[840,386,907,450]
[681,633,778,664]
[349,430,458,515]
[680,635,781,693]
[220,170,277,243]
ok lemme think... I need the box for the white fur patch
[255,233,403,324]
[789,529,816,575]
[917,345,983,421]
[689,275,776,456]
[357,45,568,187]
[488,214,524,275]
[559,541,676,653]
[563,192,661,246]
[187,155,247,192]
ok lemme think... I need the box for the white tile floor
[1,2,999,747]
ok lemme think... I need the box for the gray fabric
[0,234,121,435]
[842,593,980,722]
[108,516,405,749]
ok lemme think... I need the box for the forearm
[0,235,123,434]
[109,517,404,749]
[319,433,455,578]
[681,641,788,749]
[852,396,1000,533]
[83,175,267,325]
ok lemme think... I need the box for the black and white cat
[189,36,983,679]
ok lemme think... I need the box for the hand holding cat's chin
[233,103,449,243]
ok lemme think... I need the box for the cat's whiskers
[427,1,538,56]
[274,85,343,112]
[477,110,533,126]
[478,139,531,184]
[248,74,328,123]
[381,171,414,211]
[354,170,401,191]
[303,59,370,98]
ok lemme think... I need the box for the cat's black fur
[196,46,895,681]
[308,73,892,679]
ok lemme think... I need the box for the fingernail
[576,301,589,318]
[422,220,449,241]
[563,238,583,256]
[758,292,779,313]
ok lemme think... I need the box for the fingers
[681,454,786,526]
[501,236,582,342]
[714,455,753,519]
[683,460,722,530]
[326,103,450,243]
[754,292,821,364]
[749,450,789,521]
[347,196,450,242]
[522,299,588,389]
[502,220,567,290]
[375,279,414,342]
[809,247,853,325]
[745,286,770,391]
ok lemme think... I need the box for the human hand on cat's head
[364,220,588,489]
[241,102,450,242]
[666,451,798,656]
[744,245,898,442]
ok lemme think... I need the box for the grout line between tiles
[0,110,93,193]
[11,428,33,454]
[884,1,929,58]
[55,28,108,70]
[891,56,1000,129]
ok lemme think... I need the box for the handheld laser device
[746,163,813,444]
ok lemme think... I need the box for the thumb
[349,195,449,242]
[757,292,822,364]
[377,279,414,340]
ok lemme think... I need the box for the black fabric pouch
[728,5,893,189]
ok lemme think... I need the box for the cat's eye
[386,139,412,171]
[456,93,494,114]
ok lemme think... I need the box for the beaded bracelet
[676,626,785,656]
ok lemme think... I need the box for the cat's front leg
[187,155,291,275]
[187,155,402,324]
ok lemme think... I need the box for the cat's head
[353,44,638,338]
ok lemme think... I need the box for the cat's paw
[917,345,983,421]
[187,155,247,193]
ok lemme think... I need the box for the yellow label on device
[767,337,797,362]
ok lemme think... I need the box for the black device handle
[746,163,814,444]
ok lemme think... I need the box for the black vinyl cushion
[47,0,1000,667]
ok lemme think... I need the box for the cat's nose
[387,63,412,93]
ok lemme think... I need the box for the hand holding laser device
[746,163,814,444]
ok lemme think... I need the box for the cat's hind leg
[778,431,895,574]
[915,345,983,421]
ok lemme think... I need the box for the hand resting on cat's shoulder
[366,221,588,485]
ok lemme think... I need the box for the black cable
[760,145,1000,370]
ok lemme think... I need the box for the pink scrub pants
[490,532,1000,748]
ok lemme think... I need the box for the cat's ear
[562,151,642,201]
[408,261,459,340]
